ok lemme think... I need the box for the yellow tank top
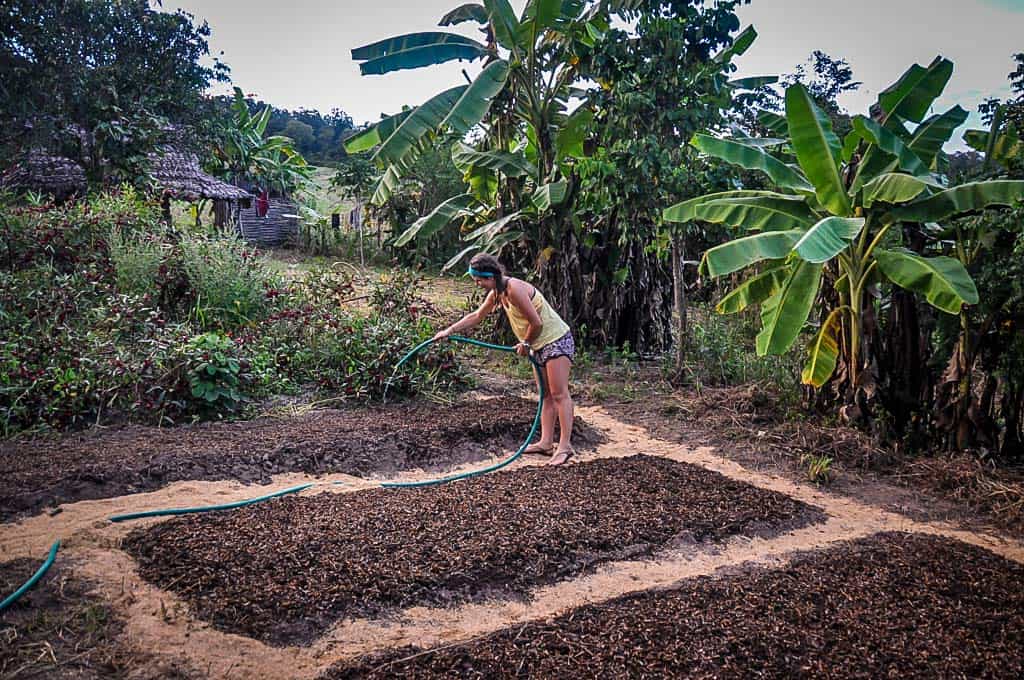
[501,283,570,350]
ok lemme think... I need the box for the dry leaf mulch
[324,532,1024,679]
[123,454,823,646]
[2,397,604,523]
[0,559,197,679]
[608,381,1024,534]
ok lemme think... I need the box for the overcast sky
[164,0,1023,149]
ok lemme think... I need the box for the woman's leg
[527,363,556,451]
[544,356,574,464]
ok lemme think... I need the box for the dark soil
[123,454,823,647]
[1,398,603,523]
[602,379,1024,534]
[0,558,197,679]
[324,532,1024,679]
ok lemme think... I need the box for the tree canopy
[0,0,229,181]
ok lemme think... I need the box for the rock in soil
[123,454,823,646]
[324,532,1024,679]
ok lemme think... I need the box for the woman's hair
[469,253,508,294]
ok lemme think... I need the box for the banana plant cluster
[665,57,1024,390]
[208,87,314,196]
[344,0,627,267]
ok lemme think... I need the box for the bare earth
[2,402,1023,679]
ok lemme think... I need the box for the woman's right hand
[432,328,452,342]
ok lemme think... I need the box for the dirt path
[3,405,1023,679]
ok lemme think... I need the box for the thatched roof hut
[2,151,87,200]
[146,149,250,202]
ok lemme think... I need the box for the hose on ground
[106,334,543,512]
[0,540,60,613]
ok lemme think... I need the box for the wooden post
[354,198,365,268]
[672,234,688,375]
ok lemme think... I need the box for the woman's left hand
[516,341,531,357]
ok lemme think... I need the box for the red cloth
[255,190,269,217]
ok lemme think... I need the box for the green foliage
[800,453,834,484]
[207,88,315,196]
[0,0,228,182]
[0,192,463,437]
[182,332,248,411]
[671,58,1024,394]
[681,304,802,392]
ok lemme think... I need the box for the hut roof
[2,151,87,198]
[147,149,250,201]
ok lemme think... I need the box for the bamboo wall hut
[236,192,301,246]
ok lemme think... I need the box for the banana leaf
[802,307,845,387]
[440,60,510,135]
[374,86,468,166]
[786,83,850,216]
[888,180,1024,223]
[756,260,823,355]
[702,230,806,278]
[793,217,865,263]
[691,134,814,193]
[393,193,480,246]
[716,263,790,314]
[875,248,979,314]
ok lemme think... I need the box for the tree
[667,57,1024,426]
[282,120,316,149]
[0,0,229,182]
[207,88,314,197]
[346,0,755,352]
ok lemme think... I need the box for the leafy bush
[682,303,802,394]
[181,332,249,412]
[1,191,462,437]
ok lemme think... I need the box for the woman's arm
[432,290,498,340]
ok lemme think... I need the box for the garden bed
[0,558,197,679]
[123,454,823,646]
[1,397,606,522]
[325,532,1024,678]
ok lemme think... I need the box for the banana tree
[208,87,314,196]
[344,1,607,256]
[665,57,1024,395]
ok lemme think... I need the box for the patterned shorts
[535,331,575,365]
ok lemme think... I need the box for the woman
[432,253,576,465]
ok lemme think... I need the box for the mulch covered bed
[123,454,823,646]
[0,559,197,679]
[1,397,604,522]
[325,532,1024,679]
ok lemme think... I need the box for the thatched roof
[2,151,87,198]
[147,149,250,201]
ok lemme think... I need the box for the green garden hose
[105,334,543,517]
[0,540,60,613]
[107,482,328,523]
[381,334,544,488]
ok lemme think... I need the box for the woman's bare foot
[524,441,554,454]
[547,446,574,466]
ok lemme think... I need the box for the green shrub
[0,193,464,437]
[682,304,802,393]
[179,234,282,330]
[180,332,249,413]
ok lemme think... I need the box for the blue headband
[467,266,495,278]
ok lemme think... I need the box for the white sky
[164,0,1023,149]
